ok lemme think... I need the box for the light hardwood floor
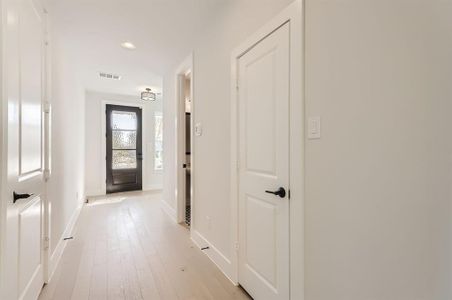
[39,191,251,300]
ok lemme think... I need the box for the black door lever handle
[265,187,286,198]
[13,192,34,204]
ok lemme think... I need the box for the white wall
[305,0,452,299]
[85,91,163,196]
[162,0,294,278]
[46,21,86,256]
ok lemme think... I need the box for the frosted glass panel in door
[111,111,137,130]
[112,131,137,149]
[112,150,137,169]
[111,110,138,169]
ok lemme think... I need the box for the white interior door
[2,0,46,299]
[238,23,290,300]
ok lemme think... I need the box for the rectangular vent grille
[99,72,121,80]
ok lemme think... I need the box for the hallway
[38,192,250,300]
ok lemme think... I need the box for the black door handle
[13,192,34,204]
[265,187,286,198]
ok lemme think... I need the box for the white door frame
[230,1,304,299]
[175,54,194,226]
[0,0,6,293]
[100,100,146,195]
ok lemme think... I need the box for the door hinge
[44,101,51,113]
[44,169,51,181]
[234,242,239,251]
[43,236,49,250]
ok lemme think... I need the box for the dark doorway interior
[185,111,191,226]
[183,74,192,227]
[106,104,143,194]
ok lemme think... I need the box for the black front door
[106,104,143,194]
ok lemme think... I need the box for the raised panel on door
[19,197,43,294]
[238,23,290,300]
[20,0,43,176]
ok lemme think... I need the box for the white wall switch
[308,117,321,139]
[195,122,203,136]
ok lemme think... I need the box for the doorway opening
[184,75,192,226]
[106,104,143,194]
[176,54,194,228]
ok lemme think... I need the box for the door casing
[230,1,304,299]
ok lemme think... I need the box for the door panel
[20,0,43,175]
[106,105,143,193]
[2,0,46,299]
[245,196,277,285]
[19,197,43,293]
[238,23,290,300]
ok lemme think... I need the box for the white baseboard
[86,186,162,199]
[47,202,83,282]
[191,229,237,285]
[160,200,177,223]
[143,185,163,191]
[85,189,104,198]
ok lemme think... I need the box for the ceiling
[47,0,226,96]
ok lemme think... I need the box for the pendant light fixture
[141,88,156,101]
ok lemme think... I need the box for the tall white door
[2,0,47,299]
[238,23,290,300]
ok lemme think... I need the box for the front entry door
[237,23,290,300]
[106,105,143,194]
[2,0,47,299]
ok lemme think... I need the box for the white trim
[100,100,145,195]
[160,199,177,223]
[230,1,304,298]
[143,184,163,192]
[174,53,195,228]
[47,202,83,282]
[86,185,163,198]
[0,0,7,296]
[190,230,236,285]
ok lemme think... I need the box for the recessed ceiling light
[121,41,136,50]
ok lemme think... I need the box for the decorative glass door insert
[111,111,138,169]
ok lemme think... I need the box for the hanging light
[141,88,156,101]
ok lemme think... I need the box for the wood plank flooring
[39,191,251,300]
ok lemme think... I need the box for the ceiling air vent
[99,72,121,80]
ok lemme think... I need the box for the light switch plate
[308,117,321,139]
[195,123,203,136]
